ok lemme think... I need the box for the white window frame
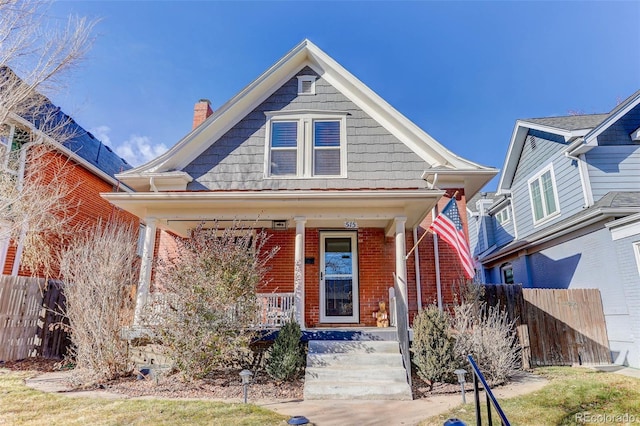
[495,206,511,225]
[527,163,561,226]
[264,111,347,179]
[297,76,317,95]
[500,262,514,284]
[634,241,640,277]
[0,123,17,173]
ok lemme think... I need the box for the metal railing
[468,355,511,426]
[393,273,412,389]
[256,292,295,328]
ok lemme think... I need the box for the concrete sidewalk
[23,370,549,426]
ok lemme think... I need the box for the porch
[103,189,444,329]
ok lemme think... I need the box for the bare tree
[59,220,138,384]
[0,0,95,276]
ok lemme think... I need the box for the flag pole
[404,191,459,261]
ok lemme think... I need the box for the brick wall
[3,151,138,277]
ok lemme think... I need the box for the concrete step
[303,380,412,400]
[303,339,412,400]
[305,366,407,382]
[308,340,400,355]
[306,352,403,368]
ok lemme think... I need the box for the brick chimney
[192,99,213,129]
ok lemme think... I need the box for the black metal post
[486,393,493,426]
[473,369,481,426]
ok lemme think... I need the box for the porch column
[134,218,156,326]
[394,216,409,324]
[294,217,306,328]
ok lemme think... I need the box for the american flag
[429,197,475,280]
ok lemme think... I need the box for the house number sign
[344,221,358,229]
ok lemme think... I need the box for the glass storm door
[320,232,359,323]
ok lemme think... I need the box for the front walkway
[24,370,549,426]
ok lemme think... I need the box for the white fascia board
[116,171,194,192]
[6,112,130,191]
[487,196,510,214]
[606,213,640,241]
[483,207,640,263]
[497,121,591,192]
[497,122,529,192]
[305,43,484,170]
[585,91,640,145]
[631,126,640,142]
[121,41,313,175]
[421,168,498,199]
[122,39,494,176]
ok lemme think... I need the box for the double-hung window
[528,164,560,224]
[495,206,511,225]
[265,111,346,178]
[269,121,299,176]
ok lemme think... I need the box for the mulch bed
[2,357,466,401]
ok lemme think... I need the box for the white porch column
[134,218,157,326]
[394,216,409,323]
[293,217,306,329]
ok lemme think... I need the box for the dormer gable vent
[297,75,316,95]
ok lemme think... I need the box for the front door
[320,232,359,323]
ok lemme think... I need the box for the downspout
[413,226,423,312]
[433,207,443,311]
[11,141,32,276]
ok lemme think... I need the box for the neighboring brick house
[470,89,640,368]
[104,40,497,329]
[0,94,136,277]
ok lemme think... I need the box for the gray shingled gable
[184,66,430,191]
[524,114,609,131]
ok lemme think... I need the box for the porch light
[454,369,467,404]
[239,369,253,403]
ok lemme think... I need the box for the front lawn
[422,367,640,426]
[0,370,288,426]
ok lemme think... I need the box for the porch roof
[102,188,445,236]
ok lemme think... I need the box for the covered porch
[103,189,444,329]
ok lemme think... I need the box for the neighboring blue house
[470,90,640,369]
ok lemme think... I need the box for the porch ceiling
[102,189,445,236]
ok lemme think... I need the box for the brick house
[104,40,497,330]
[0,93,136,277]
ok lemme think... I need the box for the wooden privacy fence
[483,285,611,368]
[0,276,69,361]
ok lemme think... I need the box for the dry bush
[148,223,279,381]
[412,306,457,389]
[59,220,138,384]
[452,283,519,385]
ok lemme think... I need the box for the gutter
[481,207,640,264]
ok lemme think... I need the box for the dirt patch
[0,357,62,373]
[106,369,304,401]
[6,357,542,402]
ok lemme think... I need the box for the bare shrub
[452,283,519,385]
[149,223,279,381]
[59,220,138,384]
[411,306,457,389]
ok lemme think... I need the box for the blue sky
[50,1,640,190]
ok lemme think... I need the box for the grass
[422,367,640,426]
[0,370,288,426]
